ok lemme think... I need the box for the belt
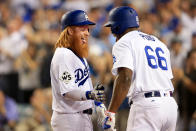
[129,91,173,106]
[144,91,173,98]
[82,108,93,115]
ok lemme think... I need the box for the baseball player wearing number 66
[103,6,178,131]
[50,10,105,131]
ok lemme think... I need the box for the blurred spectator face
[160,9,172,25]
[158,0,173,12]
[30,89,46,106]
[171,40,182,54]
[7,17,22,34]
[32,9,47,30]
[0,3,11,24]
[192,5,196,17]
[181,0,190,12]
[27,44,36,58]
[148,13,160,25]
[46,9,59,25]
[88,7,102,22]
[140,20,154,34]
[174,22,182,33]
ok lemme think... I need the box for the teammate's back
[113,30,174,97]
[103,6,178,131]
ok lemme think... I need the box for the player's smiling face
[75,25,89,45]
[70,25,90,58]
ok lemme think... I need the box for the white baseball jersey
[112,30,174,99]
[50,47,93,113]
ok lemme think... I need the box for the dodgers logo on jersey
[74,66,89,87]
[60,71,72,84]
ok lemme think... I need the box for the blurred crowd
[0,0,195,131]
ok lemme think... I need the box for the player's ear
[67,27,73,35]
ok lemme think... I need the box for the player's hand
[94,101,107,125]
[103,111,116,131]
[86,84,105,102]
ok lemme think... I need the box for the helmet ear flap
[111,24,127,35]
[111,25,120,34]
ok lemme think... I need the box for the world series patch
[60,71,72,84]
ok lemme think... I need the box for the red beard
[70,26,89,58]
[72,41,89,58]
[76,42,89,58]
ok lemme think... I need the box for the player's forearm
[64,85,105,101]
[64,89,88,101]
[108,69,132,112]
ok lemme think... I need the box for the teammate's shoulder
[137,31,156,40]
[116,31,136,44]
[121,30,146,43]
[122,30,139,39]
[118,30,143,44]
[153,37,168,48]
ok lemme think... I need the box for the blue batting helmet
[104,6,139,35]
[61,10,95,30]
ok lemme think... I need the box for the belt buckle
[163,91,173,97]
[152,91,155,97]
[164,92,168,97]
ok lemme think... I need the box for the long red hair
[55,27,72,49]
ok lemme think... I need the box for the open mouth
[81,37,87,44]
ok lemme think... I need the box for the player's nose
[84,29,90,36]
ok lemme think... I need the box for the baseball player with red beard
[50,10,105,131]
[103,6,178,131]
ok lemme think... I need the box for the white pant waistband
[130,90,173,104]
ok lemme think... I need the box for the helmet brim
[104,22,112,27]
[74,20,95,26]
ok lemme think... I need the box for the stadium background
[0,0,195,130]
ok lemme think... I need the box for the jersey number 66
[144,45,168,70]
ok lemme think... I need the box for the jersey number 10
[144,46,168,70]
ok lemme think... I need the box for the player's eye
[78,26,89,32]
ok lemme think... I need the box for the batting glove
[94,101,107,125]
[103,111,116,131]
[86,84,105,102]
